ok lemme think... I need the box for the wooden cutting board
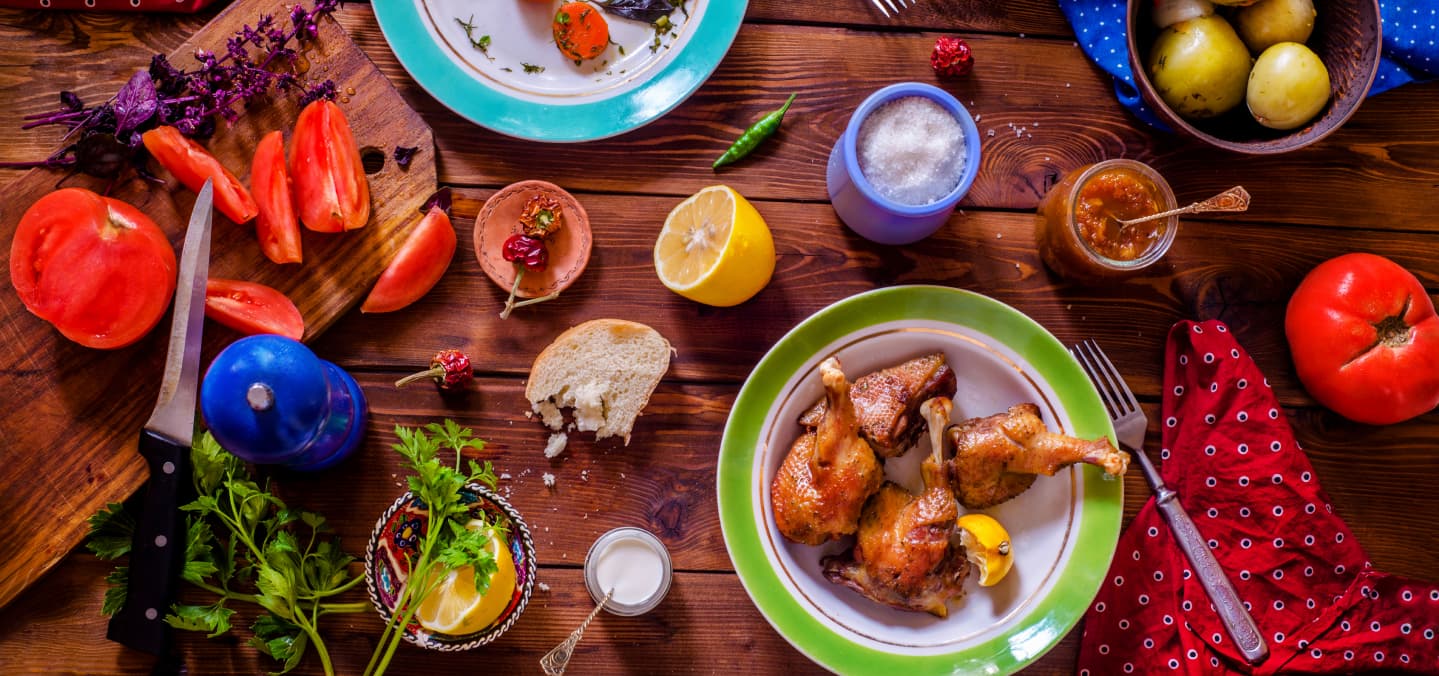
[0,0,436,609]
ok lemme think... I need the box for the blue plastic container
[826,82,982,245]
[200,335,366,471]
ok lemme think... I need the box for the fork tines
[1071,339,1141,420]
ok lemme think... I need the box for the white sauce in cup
[584,527,672,615]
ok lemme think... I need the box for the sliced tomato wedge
[10,188,176,349]
[141,126,258,224]
[204,279,304,340]
[251,131,302,264]
[361,206,456,313]
[291,100,370,233]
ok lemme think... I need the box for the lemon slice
[957,513,1014,587]
[654,185,775,307]
[414,526,517,635]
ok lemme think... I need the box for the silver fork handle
[1152,485,1270,664]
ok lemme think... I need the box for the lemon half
[957,513,1014,587]
[654,185,775,307]
[414,527,517,635]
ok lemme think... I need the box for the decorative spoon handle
[1118,186,1251,227]
[540,588,613,676]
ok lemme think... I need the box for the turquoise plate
[717,286,1123,674]
[372,0,747,142]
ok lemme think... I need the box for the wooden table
[0,1,1436,673]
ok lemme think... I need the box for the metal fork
[868,0,910,19]
[1071,340,1269,666]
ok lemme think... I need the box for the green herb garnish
[523,62,546,74]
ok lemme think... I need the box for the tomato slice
[361,206,456,313]
[141,126,259,224]
[291,100,370,233]
[204,279,305,340]
[9,188,177,349]
[251,131,302,264]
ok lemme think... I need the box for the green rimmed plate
[372,0,747,142]
[718,286,1123,674]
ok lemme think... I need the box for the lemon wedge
[957,513,1014,587]
[414,525,517,636]
[654,185,775,307]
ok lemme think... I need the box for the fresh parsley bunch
[87,433,366,676]
[365,420,502,676]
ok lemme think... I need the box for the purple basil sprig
[393,145,418,170]
[3,0,341,179]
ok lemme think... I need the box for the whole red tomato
[1285,253,1439,424]
[10,188,177,349]
[291,100,370,233]
[361,206,456,313]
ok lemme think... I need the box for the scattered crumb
[542,472,556,487]
[500,472,512,480]
[974,113,981,122]
[1066,83,1072,88]
[538,582,551,592]
[581,470,590,482]
[1045,156,1051,161]
[524,410,534,419]
[620,472,626,479]
[996,233,1003,239]
[1019,33,1025,38]
[562,553,567,559]
[986,129,995,137]
[566,422,576,433]
[544,432,569,459]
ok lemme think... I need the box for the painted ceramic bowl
[364,484,537,650]
[475,180,593,301]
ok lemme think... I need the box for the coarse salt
[857,96,966,206]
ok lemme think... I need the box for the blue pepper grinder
[200,335,367,471]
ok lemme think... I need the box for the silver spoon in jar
[1116,186,1251,227]
[540,587,613,676]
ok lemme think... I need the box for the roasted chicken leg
[772,358,885,546]
[798,353,958,457]
[822,398,970,616]
[946,403,1130,509]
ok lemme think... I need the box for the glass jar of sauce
[1035,159,1177,282]
[583,527,672,616]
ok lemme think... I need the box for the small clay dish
[364,483,537,650]
[475,180,592,299]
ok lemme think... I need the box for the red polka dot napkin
[1077,319,1439,674]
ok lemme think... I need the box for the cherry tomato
[1285,253,1439,425]
[290,100,370,233]
[9,188,176,349]
[361,206,456,313]
[251,131,301,264]
[553,2,610,62]
[141,126,258,224]
[204,278,304,340]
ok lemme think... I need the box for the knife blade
[107,180,214,656]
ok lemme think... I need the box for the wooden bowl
[1127,0,1381,154]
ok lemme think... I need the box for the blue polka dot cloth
[1059,0,1439,130]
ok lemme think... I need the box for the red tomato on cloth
[1079,320,1439,675]
[361,206,456,313]
[1285,253,1439,425]
[9,188,176,349]
[142,125,258,224]
[290,100,370,233]
[204,278,304,340]
[251,131,302,264]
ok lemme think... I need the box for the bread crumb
[538,582,551,592]
[500,472,512,480]
[544,432,569,458]
[580,470,589,482]
[570,382,608,432]
[620,472,626,479]
[535,401,564,430]
[524,410,533,419]
[542,472,556,487]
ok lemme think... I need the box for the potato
[1236,0,1316,53]
[1247,42,1330,130]
[1147,15,1253,120]
[1153,0,1215,29]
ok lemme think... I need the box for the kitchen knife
[107,179,214,656]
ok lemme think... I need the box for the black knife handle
[107,430,191,656]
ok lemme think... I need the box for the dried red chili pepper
[395,349,473,391]
[930,36,974,78]
[519,195,564,239]
[502,234,549,271]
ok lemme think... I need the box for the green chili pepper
[713,93,796,169]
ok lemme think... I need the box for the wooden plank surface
[0,0,436,610]
[0,1,1435,674]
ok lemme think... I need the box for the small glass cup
[1034,159,1178,283]
[584,527,672,616]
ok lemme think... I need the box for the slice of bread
[525,319,673,445]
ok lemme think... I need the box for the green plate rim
[717,285,1122,675]
[372,0,747,142]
